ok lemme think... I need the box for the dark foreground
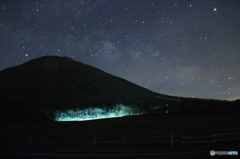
[1,113,240,158]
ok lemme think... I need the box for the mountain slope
[0,56,179,121]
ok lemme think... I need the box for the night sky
[1,0,240,100]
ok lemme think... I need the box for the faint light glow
[214,8,217,11]
[55,104,145,121]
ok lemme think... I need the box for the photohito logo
[210,150,238,156]
[210,150,215,156]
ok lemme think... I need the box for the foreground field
[1,113,240,158]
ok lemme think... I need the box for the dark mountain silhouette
[1,56,239,122]
[0,56,179,122]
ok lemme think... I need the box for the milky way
[1,0,240,100]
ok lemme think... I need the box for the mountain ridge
[0,56,239,122]
[0,56,181,122]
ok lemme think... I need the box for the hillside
[0,56,179,122]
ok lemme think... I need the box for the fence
[1,128,239,150]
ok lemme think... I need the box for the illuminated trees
[55,104,145,121]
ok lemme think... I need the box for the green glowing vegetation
[55,104,145,121]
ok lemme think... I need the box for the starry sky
[1,0,240,100]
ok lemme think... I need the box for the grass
[0,113,240,151]
[1,113,240,134]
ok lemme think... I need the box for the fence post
[29,136,32,146]
[93,136,96,147]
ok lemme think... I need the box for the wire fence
[1,127,240,150]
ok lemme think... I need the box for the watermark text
[210,150,238,156]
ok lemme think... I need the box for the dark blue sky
[1,0,240,100]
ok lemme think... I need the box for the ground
[0,113,240,158]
